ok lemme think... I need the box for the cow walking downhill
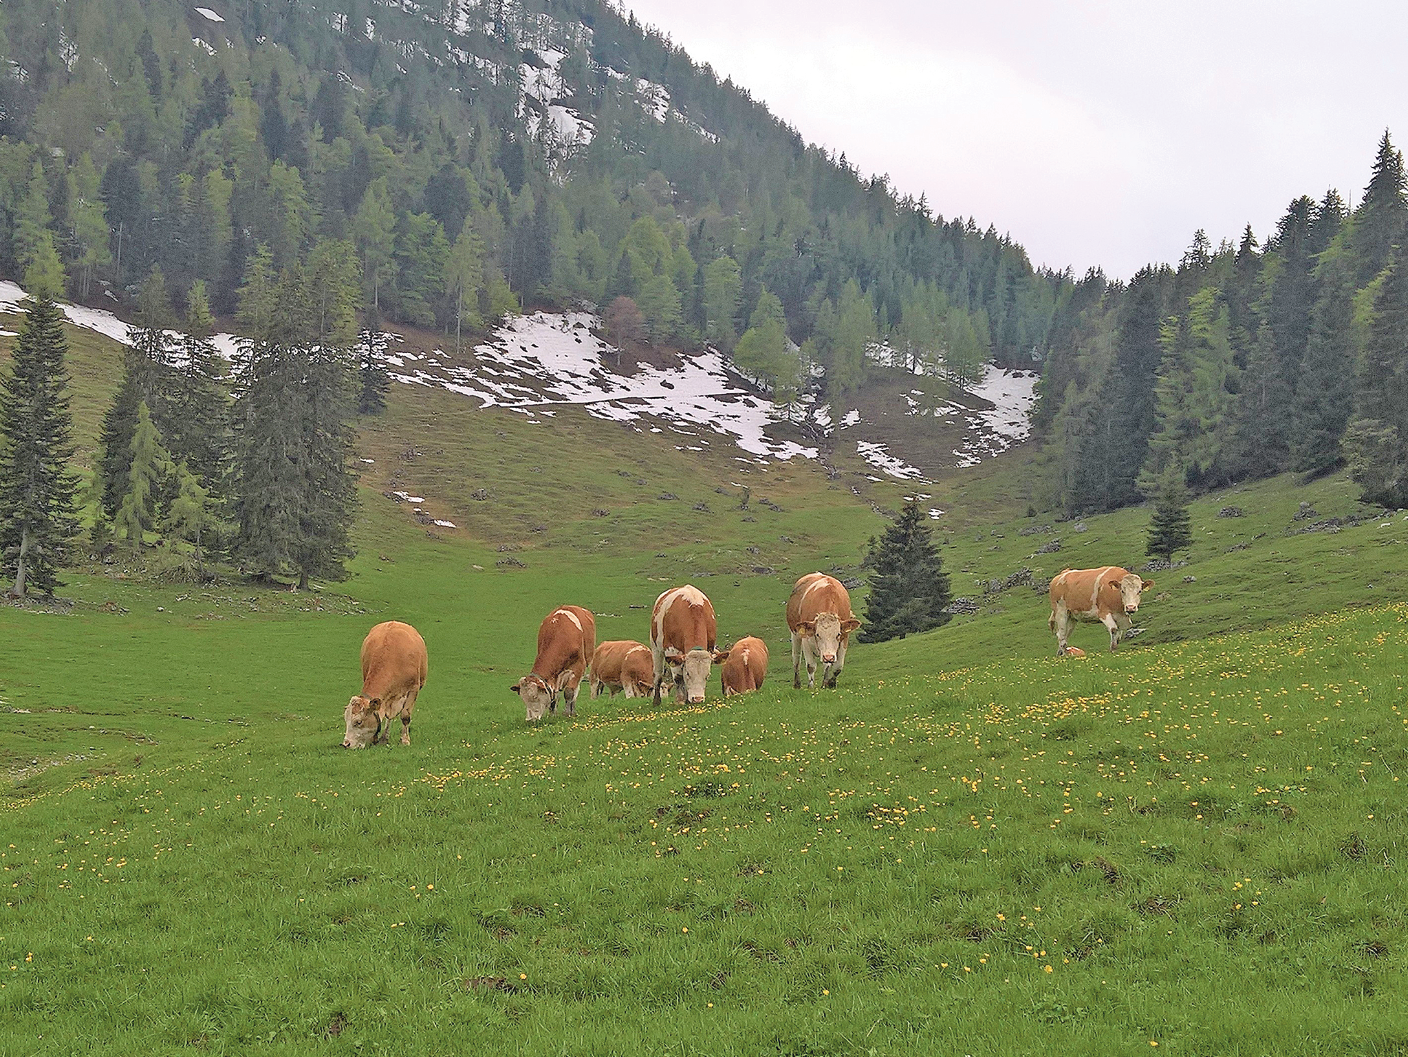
[590,640,655,699]
[716,636,768,697]
[512,606,597,721]
[1048,566,1154,655]
[787,572,861,689]
[342,621,428,749]
[650,585,718,706]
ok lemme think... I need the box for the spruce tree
[1146,475,1193,563]
[169,281,230,493]
[860,499,952,643]
[1292,251,1356,477]
[357,311,391,414]
[232,262,358,589]
[0,297,80,597]
[1345,247,1408,507]
[165,460,220,581]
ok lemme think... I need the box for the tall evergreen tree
[1349,131,1408,285]
[859,499,952,643]
[232,266,358,589]
[1292,249,1356,477]
[1345,248,1408,507]
[114,401,172,543]
[0,297,80,596]
[358,310,391,414]
[169,281,229,493]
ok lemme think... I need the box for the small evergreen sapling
[860,499,952,643]
[1146,476,1194,563]
[115,401,173,543]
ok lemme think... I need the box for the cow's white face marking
[671,648,715,704]
[1111,573,1153,614]
[513,675,555,722]
[799,613,861,664]
[343,695,379,749]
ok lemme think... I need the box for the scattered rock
[750,566,776,575]
[591,508,610,517]
[1072,522,1088,534]
[841,577,863,590]
[1019,524,1053,537]
[1182,575,1197,583]
[943,597,979,616]
[693,501,711,512]
[1292,502,1318,522]
[470,488,492,501]
[1217,506,1244,518]
[495,557,526,568]
[1035,539,1062,555]
[659,492,679,501]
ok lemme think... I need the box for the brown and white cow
[590,640,655,699]
[716,636,768,697]
[786,572,860,689]
[650,585,718,706]
[343,621,428,749]
[512,605,597,721]
[1048,566,1154,655]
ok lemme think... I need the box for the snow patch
[855,441,926,481]
[195,6,225,22]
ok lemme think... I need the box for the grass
[2,332,1408,1054]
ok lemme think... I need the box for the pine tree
[170,281,230,493]
[859,499,952,643]
[115,401,172,543]
[1145,475,1193,563]
[0,297,80,596]
[1292,250,1356,477]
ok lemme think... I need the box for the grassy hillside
[3,334,1408,1054]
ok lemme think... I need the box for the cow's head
[797,613,861,665]
[511,673,558,722]
[343,695,382,749]
[665,646,716,704]
[1108,573,1154,615]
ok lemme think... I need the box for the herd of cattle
[341,565,1154,748]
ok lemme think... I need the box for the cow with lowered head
[590,640,655,699]
[1048,566,1154,655]
[343,621,428,749]
[512,606,597,721]
[786,572,860,689]
[716,636,768,697]
[650,585,718,706]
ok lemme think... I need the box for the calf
[786,572,861,689]
[512,605,597,721]
[1048,566,1154,655]
[590,640,655,699]
[343,621,428,749]
[650,585,718,706]
[716,636,768,697]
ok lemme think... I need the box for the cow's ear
[510,683,522,695]
[798,620,816,634]
[713,649,730,664]
[1108,579,1122,591]
[841,619,861,633]
[1142,579,1155,591]
[369,697,382,709]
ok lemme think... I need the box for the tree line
[1034,132,1408,515]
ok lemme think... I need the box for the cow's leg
[803,639,818,690]
[563,672,581,717]
[1053,602,1070,655]
[1102,613,1122,651]
[590,675,601,700]
[791,631,803,689]
[651,646,666,707]
[400,689,419,746]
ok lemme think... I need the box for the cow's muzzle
[1125,605,1139,614]
[688,695,704,705]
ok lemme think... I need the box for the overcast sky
[622,0,1408,280]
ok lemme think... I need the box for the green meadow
[3,326,1408,1055]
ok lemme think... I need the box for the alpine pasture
[3,323,1408,1055]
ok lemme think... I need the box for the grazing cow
[343,621,428,749]
[716,636,768,697]
[590,640,655,699]
[786,572,861,689]
[512,606,597,721]
[650,585,718,706]
[1048,566,1154,655]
